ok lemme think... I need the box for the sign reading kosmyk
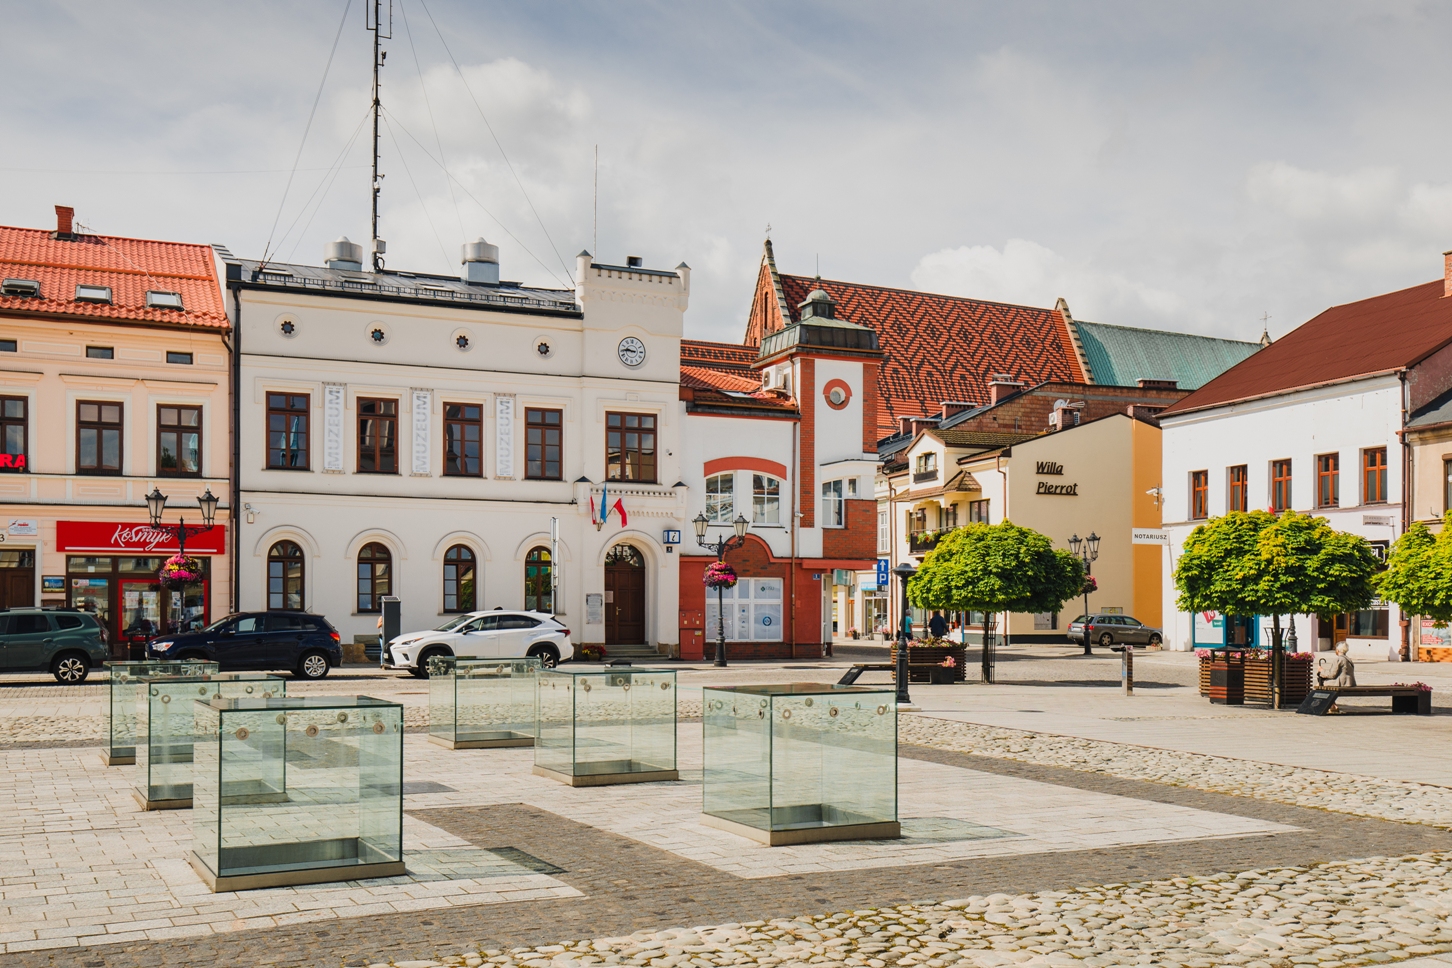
[56,520,226,554]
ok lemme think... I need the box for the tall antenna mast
[367,0,392,271]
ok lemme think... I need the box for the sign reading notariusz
[1034,460,1078,495]
[1132,529,1169,545]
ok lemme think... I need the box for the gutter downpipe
[1400,370,1412,662]
[230,283,242,615]
[790,417,798,655]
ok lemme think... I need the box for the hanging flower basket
[1082,574,1098,595]
[157,554,203,589]
[703,561,738,589]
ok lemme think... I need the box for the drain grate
[487,846,565,874]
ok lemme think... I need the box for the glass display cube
[134,673,285,810]
[534,667,678,786]
[104,660,219,766]
[190,696,405,892]
[428,655,541,749]
[702,684,899,845]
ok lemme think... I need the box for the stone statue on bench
[1316,643,1356,689]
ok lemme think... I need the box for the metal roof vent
[324,236,365,271]
[461,237,500,285]
[1,279,40,297]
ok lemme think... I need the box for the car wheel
[527,644,560,669]
[413,648,448,679]
[295,650,330,680]
[52,652,90,684]
[1148,634,1162,647]
[1098,633,1114,647]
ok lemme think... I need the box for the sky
[4,1,1452,344]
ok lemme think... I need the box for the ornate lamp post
[892,561,917,705]
[146,487,220,555]
[694,512,749,668]
[1068,532,1100,656]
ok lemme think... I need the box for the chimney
[323,237,364,271]
[988,373,1024,405]
[898,415,915,437]
[461,237,500,285]
[1445,249,1452,298]
[1136,378,1178,390]
[939,401,978,420]
[1048,399,1084,432]
[54,205,75,240]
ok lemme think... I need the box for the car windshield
[432,615,474,632]
[1070,615,1087,624]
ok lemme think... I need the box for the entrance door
[0,550,34,610]
[604,544,645,645]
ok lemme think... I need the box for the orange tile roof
[679,342,797,415]
[1161,279,1452,417]
[0,225,227,330]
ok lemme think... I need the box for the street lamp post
[892,562,916,706]
[146,487,220,556]
[694,512,749,668]
[1068,532,1100,656]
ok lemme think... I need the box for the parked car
[385,610,572,677]
[147,610,343,679]
[0,607,108,682]
[1067,614,1163,650]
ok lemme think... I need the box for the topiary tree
[1377,513,1452,631]
[908,521,1084,682]
[1175,510,1378,707]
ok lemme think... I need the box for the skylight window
[145,291,183,310]
[1,279,40,297]
[75,285,112,304]
[259,268,293,278]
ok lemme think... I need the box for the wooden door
[0,566,33,610]
[604,544,645,645]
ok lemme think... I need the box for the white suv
[384,610,572,677]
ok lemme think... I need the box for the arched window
[267,541,305,610]
[443,544,476,612]
[357,542,392,613]
[525,547,553,613]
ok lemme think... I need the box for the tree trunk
[1270,613,1283,710]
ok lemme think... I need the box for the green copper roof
[1074,320,1262,390]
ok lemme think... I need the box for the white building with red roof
[0,206,231,657]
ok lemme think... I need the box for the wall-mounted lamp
[243,503,256,525]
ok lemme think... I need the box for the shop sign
[41,576,65,593]
[7,519,37,536]
[1036,481,1078,495]
[1132,529,1168,544]
[56,521,226,555]
[0,454,26,472]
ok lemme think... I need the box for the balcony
[908,530,941,555]
[912,468,939,484]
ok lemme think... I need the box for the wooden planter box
[1198,652,1312,707]
[890,644,967,682]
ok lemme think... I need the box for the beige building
[883,411,1164,641]
[0,207,231,657]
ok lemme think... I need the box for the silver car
[1067,614,1163,650]
[384,610,573,677]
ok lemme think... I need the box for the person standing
[928,611,948,640]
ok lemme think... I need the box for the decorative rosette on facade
[703,561,738,589]
[157,554,203,589]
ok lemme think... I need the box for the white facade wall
[1160,376,1405,658]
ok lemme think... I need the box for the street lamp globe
[693,512,709,541]
[1068,533,1082,555]
[145,487,168,527]
[1087,532,1101,557]
[733,514,749,540]
[197,488,220,527]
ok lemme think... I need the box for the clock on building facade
[618,336,646,367]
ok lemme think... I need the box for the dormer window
[146,291,183,310]
[75,285,112,304]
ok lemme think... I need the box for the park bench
[1296,684,1432,716]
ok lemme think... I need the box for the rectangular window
[0,340,16,353]
[0,396,26,467]
[1315,453,1339,508]
[86,346,114,360]
[1271,459,1292,512]
[705,472,734,523]
[752,474,781,524]
[944,503,958,529]
[606,411,656,482]
[77,400,122,474]
[967,499,990,523]
[1363,447,1388,504]
[266,393,309,470]
[525,407,562,480]
[1349,608,1389,638]
[357,398,398,474]
[157,405,201,477]
[165,351,193,365]
[1228,464,1248,512]
[443,403,482,476]
[877,503,889,554]
[1445,458,1452,514]
[821,479,845,527]
[1190,470,1209,519]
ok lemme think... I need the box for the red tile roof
[1161,279,1452,416]
[739,244,1085,438]
[681,339,759,371]
[0,225,227,329]
[680,341,797,415]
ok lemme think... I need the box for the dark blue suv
[147,610,342,679]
